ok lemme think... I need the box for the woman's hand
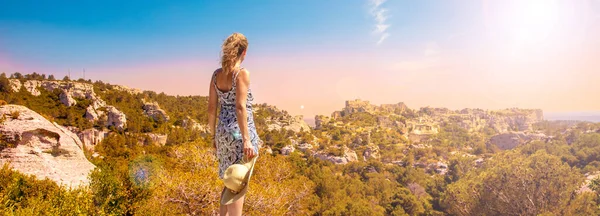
[243,140,255,159]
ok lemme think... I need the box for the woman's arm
[208,71,219,148]
[235,69,255,158]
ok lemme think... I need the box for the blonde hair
[221,33,248,74]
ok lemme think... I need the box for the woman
[207,32,260,216]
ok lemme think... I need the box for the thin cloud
[375,23,389,34]
[369,0,390,45]
[377,33,390,45]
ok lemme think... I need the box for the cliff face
[0,105,96,188]
[341,99,408,117]
[327,99,543,134]
[447,108,544,133]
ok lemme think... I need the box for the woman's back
[212,67,255,107]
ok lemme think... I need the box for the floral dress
[213,67,261,179]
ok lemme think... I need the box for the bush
[442,151,583,216]
[10,111,19,120]
[138,141,316,215]
[0,164,95,215]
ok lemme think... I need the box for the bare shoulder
[211,68,222,81]
[237,68,251,81]
[239,68,250,76]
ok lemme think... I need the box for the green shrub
[0,164,95,215]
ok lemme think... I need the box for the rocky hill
[0,77,210,187]
[254,104,310,133]
[9,79,128,130]
[278,99,547,168]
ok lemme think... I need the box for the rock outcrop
[112,85,142,95]
[59,90,77,107]
[363,144,381,160]
[9,79,21,92]
[255,105,311,133]
[344,146,358,162]
[77,128,109,151]
[146,133,168,146]
[0,105,95,188]
[297,143,314,153]
[266,115,310,133]
[268,124,282,131]
[85,106,104,122]
[283,115,311,133]
[313,146,358,165]
[143,102,170,122]
[339,99,408,118]
[106,106,127,130]
[23,80,42,96]
[315,115,331,130]
[281,145,295,155]
[181,117,209,133]
[430,161,448,175]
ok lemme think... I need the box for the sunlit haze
[1,0,599,120]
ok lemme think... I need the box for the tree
[0,72,10,93]
[26,72,43,80]
[12,72,23,79]
[62,76,70,81]
[442,151,583,216]
[48,75,55,80]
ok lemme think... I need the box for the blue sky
[2,0,370,64]
[1,0,599,118]
[0,0,478,67]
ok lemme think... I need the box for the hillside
[1,72,600,215]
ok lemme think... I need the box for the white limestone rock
[9,79,21,92]
[59,90,77,107]
[143,102,170,122]
[105,106,127,130]
[0,105,95,188]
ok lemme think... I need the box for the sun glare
[483,0,562,59]
[506,0,559,44]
